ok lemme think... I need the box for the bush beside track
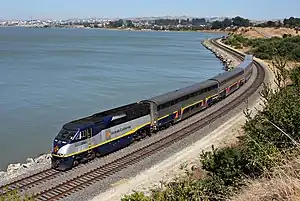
[224,34,300,62]
[121,39,300,201]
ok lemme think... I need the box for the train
[51,54,254,171]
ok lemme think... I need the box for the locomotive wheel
[142,131,148,138]
[89,152,96,160]
[73,159,79,167]
[51,160,59,169]
[96,152,101,157]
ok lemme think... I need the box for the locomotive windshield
[56,128,77,141]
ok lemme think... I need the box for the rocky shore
[201,39,239,70]
[0,154,51,186]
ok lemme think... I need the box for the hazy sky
[0,0,299,20]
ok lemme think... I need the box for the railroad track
[0,168,59,196]
[211,38,244,60]
[32,39,265,200]
[0,38,266,201]
[0,157,99,196]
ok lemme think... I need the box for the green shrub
[225,35,300,61]
[290,66,300,89]
[0,189,35,201]
[151,178,205,201]
[240,114,282,175]
[200,146,248,187]
[234,34,248,44]
[292,46,300,61]
[121,191,151,201]
[238,65,300,176]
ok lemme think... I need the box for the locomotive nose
[52,139,64,153]
[53,145,59,153]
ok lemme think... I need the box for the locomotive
[51,54,254,170]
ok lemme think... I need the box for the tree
[232,16,250,27]
[125,20,135,28]
[211,20,223,29]
[191,18,207,26]
[283,17,300,27]
[108,19,124,28]
[223,18,232,27]
[266,21,276,27]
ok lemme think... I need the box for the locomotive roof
[62,102,146,130]
[209,68,244,83]
[144,79,217,106]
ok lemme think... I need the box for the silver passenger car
[237,54,254,82]
[141,80,219,131]
[209,67,245,99]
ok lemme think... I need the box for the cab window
[81,130,87,139]
[75,130,88,140]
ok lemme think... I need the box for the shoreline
[0,26,229,34]
[99,27,229,34]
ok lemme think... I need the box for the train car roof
[244,54,254,60]
[209,68,244,83]
[62,102,146,130]
[143,79,218,105]
[236,60,253,69]
[236,55,254,69]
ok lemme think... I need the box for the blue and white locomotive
[51,54,254,170]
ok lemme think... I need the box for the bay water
[0,27,226,170]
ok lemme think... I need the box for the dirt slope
[233,27,300,38]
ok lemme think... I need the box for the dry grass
[235,28,265,38]
[231,156,300,201]
[256,27,300,38]
[232,27,300,39]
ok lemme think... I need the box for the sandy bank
[232,27,300,38]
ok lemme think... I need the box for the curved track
[33,39,265,200]
[0,38,266,201]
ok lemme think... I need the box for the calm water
[0,27,226,170]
